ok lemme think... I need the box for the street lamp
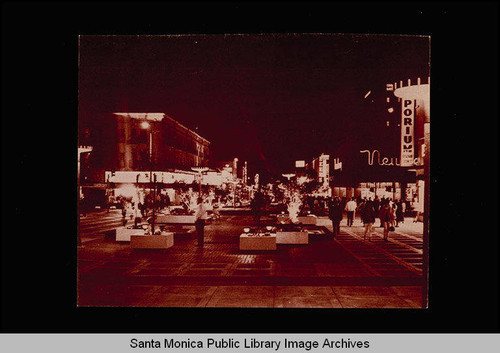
[282,173,295,182]
[191,166,209,196]
[140,120,156,234]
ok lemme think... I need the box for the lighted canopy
[113,112,165,121]
[393,83,430,119]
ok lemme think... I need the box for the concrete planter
[155,214,196,224]
[239,234,276,250]
[116,227,145,242]
[131,232,174,249]
[277,214,317,225]
[297,215,318,225]
[276,231,309,244]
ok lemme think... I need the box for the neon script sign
[360,149,421,167]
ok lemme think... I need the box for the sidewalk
[78,215,424,308]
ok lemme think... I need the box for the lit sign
[105,171,194,184]
[333,158,342,170]
[295,160,305,168]
[400,99,415,166]
[360,149,421,167]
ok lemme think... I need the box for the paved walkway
[78,212,424,308]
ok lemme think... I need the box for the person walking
[328,197,343,238]
[345,197,357,226]
[121,202,128,226]
[80,194,87,217]
[373,196,380,213]
[212,200,221,221]
[194,197,208,246]
[360,200,376,241]
[378,197,385,227]
[379,201,395,241]
[395,200,404,227]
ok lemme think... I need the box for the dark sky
[79,34,430,176]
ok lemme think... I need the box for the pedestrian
[345,197,357,226]
[395,200,404,227]
[80,194,87,217]
[212,200,221,221]
[379,197,385,227]
[121,202,127,226]
[133,205,141,228]
[391,203,397,228]
[360,200,376,241]
[251,192,263,223]
[379,201,395,241]
[194,197,208,246]
[328,198,343,238]
[313,198,320,214]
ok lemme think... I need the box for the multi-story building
[79,112,211,206]
[113,112,210,172]
[328,77,429,208]
[82,112,210,182]
[305,153,330,186]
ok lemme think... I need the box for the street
[78,210,423,308]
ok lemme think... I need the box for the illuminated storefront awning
[104,170,224,186]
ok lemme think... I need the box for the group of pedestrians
[328,196,407,241]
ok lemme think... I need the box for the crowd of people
[328,196,408,241]
[107,187,413,247]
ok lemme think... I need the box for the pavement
[78,210,425,308]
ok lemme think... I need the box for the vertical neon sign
[400,99,415,166]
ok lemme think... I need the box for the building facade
[305,153,330,186]
[79,112,211,207]
[113,112,210,172]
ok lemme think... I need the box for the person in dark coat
[328,197,343,238]
[395,200,404,227]
[373,196,380,216]
[379,200,395,241]
[360,200,376,241]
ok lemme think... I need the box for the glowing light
[388,107,394,113]
[243,227,250,233]
[287,191,302,224]
[115,184,140,199]
[140,121,150,129]
[113,113,165,121]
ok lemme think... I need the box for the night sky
[79,34,430,176]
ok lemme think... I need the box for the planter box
[155,215,196,224]
[277,214,317,225]
[239,234,276,250]
[276,231,309,244]
[116,227,145,242]
[297,215,317,225]
[131,232,174,249]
